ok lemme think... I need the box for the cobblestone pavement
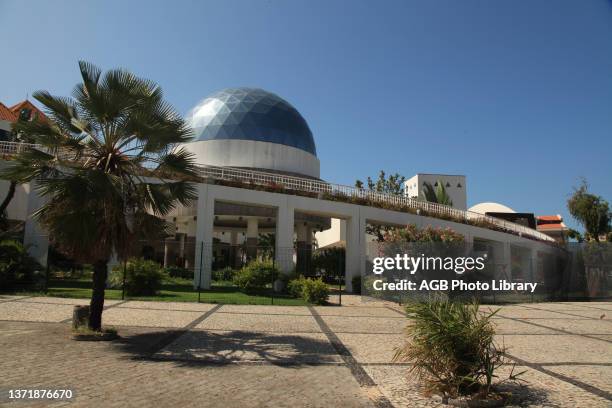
[0,294,611,407]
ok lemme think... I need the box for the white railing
[0,141,555,242]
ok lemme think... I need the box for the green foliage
[0,61,197,263]
[233,260,278,292]
[301,278,329,304]
[567,228,584,243]
[165,265,191,279]
[287,276,306,298]
[109,258,167,296]
[0,239,43,288]
[567,180,611,242]
[393,299,522,398]
[351,275,362,295]
[312,247,345,280]
[287,276,329,304]
[212,266,236,282]
[257,233,275,258]
[383,224,464,243]
[355,170,407,241]
[420,180,453,206]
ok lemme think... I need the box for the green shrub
[287,277,329,304]
[165,265,191,279]
[301,278,329,304]
[393,299,523,398]
[287,276,306,298]
[351,275,362,294]
[0,239,43,289]
[213,266,236,282]
[233,260,278,292]
[109,258,166,296]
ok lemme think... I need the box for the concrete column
[275,203,294,274]
[493,242,511,281]
[194,184,214,289]
[296,223,311,275]
[345,212,366,293]
[163,239,170,268]
[246,217,259,260]
[230,230,239,268]
[23,182,49,267]
[530,248,539,283]
[179,233,185,258]
[463,233,474,251]
[107,251,120,276]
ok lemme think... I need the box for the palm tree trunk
[89,260,108,331]
[0,181,16,215]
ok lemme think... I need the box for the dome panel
[469,202,516,215]
[186,87,317,156]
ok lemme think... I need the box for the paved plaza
[0,294,611,407]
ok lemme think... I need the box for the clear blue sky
[1,0,611,231]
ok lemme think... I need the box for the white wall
[181,139,321,179]
[315,218,345,248]
[0,179,30,221]
[404,174,467,210]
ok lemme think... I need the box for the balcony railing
[0,141,555,242]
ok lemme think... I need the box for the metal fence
[0,141,555,242]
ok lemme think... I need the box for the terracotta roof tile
[9,100,47,122]
[0,102,17,122]
[537,215,563,222]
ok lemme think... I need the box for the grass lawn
[5,277,309,306]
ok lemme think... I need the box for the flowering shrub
[382,224,464,244]
[210,178,553,244]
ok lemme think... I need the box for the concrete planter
[445,394,509,407]
[72,305,89,329]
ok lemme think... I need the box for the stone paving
[0,294,611,407]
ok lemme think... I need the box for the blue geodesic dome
[186,87,316,156]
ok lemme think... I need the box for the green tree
[355,170,406,241]
[0,61,197,330]
[566,228,584,243]
[567,180,611,242]
[420,180,453,206]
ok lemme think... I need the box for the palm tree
[420,180,453,206]
[1,61,198,330]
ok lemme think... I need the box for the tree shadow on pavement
[113,328,342,367]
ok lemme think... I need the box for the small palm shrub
[0,239,43,289]
[109,258,167,296]
[213,266,236,282]
[165,265,191,279]
[393,299,522,399]
[287,277,329,304]
[233,260,278,292]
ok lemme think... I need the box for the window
[457,183,462,188]
[19,108,32,121]
[446,182,451,187]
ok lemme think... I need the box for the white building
[404,174,467,210]
[0,88,560,292]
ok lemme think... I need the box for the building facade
[0,89,562,292]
